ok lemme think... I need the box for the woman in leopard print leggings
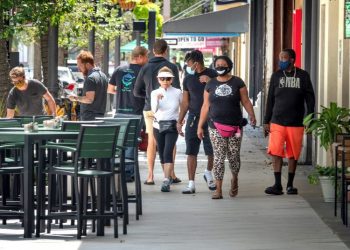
[197,56,256,199]
[209,129,242,180]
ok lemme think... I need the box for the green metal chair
[42,120,105,230]
[36,124,121,239]
[101,117,143,221]
[15,115,53,125]
[0,119,24,225]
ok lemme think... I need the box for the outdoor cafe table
[0,130,78,238]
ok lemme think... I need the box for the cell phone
[264,130,269,137]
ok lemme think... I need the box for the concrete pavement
[0,127,349,250]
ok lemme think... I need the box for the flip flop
[144,180,155,185]
[172,177,182,183]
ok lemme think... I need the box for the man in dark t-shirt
[263,48,315,195]
[108,46,148,115]
[6,66,56,118]
[69,50,108,120]
[177,50,218,194]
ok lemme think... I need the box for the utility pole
[148,11,156,58]
[88,0,97,56]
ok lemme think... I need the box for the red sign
[205,38,222,49]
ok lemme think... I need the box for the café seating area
[0,114,143,239]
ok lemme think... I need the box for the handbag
[159,120,177,133]
[213,121,241,138]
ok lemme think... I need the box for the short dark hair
[153,39,168,55]
[282,48,296,60]
[214,55,233,70]
[184,52,191,62]
[187,50,204,65]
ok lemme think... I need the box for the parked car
[58,66,79,97]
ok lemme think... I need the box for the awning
[121,40,148,52]
[163,4,249,36]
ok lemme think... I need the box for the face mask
[215,66,230,76]
[186,65,195,75]
[279,60,291,70]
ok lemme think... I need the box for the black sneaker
[286,186,298,195]
[265,185,284,195]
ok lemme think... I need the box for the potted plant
[308,165,338,202]
[303,102,350,202]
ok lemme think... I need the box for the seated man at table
[6,66,57,118]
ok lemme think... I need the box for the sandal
[172,177,182,184]
[212,191,223,199]
[144,180,155,185]
[229,176,238,197]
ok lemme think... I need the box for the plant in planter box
[303,102,350,201]
[308,165,337,185]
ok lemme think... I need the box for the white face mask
[186,66,195,75]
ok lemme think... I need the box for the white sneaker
[204,170,216,191]
[182,185,196,194]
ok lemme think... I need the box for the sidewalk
[0,127,349,250]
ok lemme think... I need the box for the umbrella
[120,40,149,52]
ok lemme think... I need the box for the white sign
[163,38,178,45]
[167,36,206,49]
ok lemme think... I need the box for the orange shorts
[267,123,304,160]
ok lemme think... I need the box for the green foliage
[308,165,337,184]
[170,0,202,17]
[133,1,163,38]
[303,102,350,151]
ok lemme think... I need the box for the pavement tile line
[0,127,349,250]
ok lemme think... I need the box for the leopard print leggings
[209,127,242,180]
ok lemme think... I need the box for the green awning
[121,40,148,52]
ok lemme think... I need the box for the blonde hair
[9,67,25,78]
[158,66,173,75]
[131,46,148,59]
[76,50,94,65]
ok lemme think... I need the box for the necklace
[283,68,296,79]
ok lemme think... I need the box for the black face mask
[215,66,230,76]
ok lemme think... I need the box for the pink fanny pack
[213,122,241,138]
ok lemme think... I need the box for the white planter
[319,176,335,202]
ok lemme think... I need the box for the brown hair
[153,39,168,55]
[158,66,173,75]
[76,50,94,65]
[9,67,25,78]
[131,46,148,59]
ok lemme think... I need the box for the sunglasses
[158,77,172,82]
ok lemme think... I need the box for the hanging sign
[345,0,350,39]
[167,37,206,49]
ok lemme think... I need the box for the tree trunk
[33,41,42,81]
[0,39,10,117]
[58,47,67,66]
[40,31,49,87]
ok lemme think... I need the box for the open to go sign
[167,37,206,49]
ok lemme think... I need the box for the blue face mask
[279,60,291,70]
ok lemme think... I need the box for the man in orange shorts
[263,48,315,195]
